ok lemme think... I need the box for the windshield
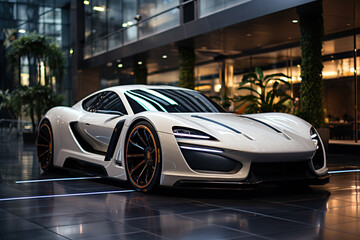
[124,89,225,114]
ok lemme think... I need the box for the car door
[77,91,128,153]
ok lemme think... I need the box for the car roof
[105,84,194,93]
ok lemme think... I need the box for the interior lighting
[138,61,142,65]
[118,63,123,68]
[16,176,101,183]
[127,21,133,26]
[18,29,26,33]
[122,23,128,28]
[0,190,136,202]
[69,49,74,54]
[246,33,252,37]
[350,68,355,73]
[84,0,90,5]
[93,6,105,12]
[292,19,298,23]
[328,169,360,174]
[162,55,167,59]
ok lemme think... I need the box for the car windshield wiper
[96,109,125,116]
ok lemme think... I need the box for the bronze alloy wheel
[125,121,161,192]
[36,120,54,171]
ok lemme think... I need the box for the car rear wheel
[36,120,54,171]
[125,121,161,192]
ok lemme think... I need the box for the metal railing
[0,119,32,142]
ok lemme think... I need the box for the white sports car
[36,85,329,192]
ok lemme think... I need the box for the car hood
[170,112,315,154]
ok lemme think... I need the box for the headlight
[172,127,216,140]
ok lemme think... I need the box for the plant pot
[23,132,36,143]
[317,128,330,152]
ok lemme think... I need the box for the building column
[219,59,234,111]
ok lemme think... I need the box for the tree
[236,67,293,113]
[297,1,324,128]
[7,32,65,88]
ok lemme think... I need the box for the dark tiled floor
[0,141,360,239]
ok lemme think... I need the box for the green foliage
[0,89,22,119]
[178,46,195,89]
[236,67,293,113]
[7,32,65,86]
[0,86,63,134]
[297,1,324,128]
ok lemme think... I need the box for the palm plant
[236,67,293,113]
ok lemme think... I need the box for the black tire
[36,120,54,171]
[125,121,161,192]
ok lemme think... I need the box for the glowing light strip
[180,146,223,153]
[0,190,136,202]
[329,169,360,174]
[174,133,210,139]
[16,176,102,184]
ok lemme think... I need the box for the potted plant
[235,67,293,113]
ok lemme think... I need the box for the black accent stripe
[105,120,125,162]
[239,116,282,133]
[191,115,242,134]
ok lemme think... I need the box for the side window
[82,93,101,112]
[96,91,128,114]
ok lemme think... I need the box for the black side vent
[69,122,106,156]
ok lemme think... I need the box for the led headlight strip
[179,145,224,154]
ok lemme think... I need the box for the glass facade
[0,0,71,104]
[199,0,251,17]
[84,0,181,59]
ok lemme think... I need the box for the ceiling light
[107,62,112,67]
[122,23,128,28]
[93,6,105,12]
[292,19,298,23]
[18,29,26,33]
[84,0,89,5]
[118,63,123,68]
[116,59,121,62]
[246,33,252,37]
[127,21,133,26]
[138,61,142,65]
[162,55,167,59]
[297,64,301,68]
[69,49,74,54]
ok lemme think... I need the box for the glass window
[139,8,179,38]
[108,0,122,34]
[123,0,137,44]
[82,91,128,115]
[82,93,101,112]
[200,0,251,17]
[91,0,107,39]
[97,92,128,114]
[125,89,225,114]
[84,1,92,42]
[138,0,179,38]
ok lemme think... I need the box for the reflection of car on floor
[36,85,330,192]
